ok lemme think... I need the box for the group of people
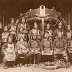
[0,16,72,68]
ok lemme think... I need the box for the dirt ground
[0,64,72,72]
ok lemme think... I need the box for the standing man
[15,19,19,27]
[2,35,17,68]
[66,25,72,42]
[29,22,41,64]
[8,18,17,43]
[2,26,9,44]
[29,35,41,64]
[66,25,72,62]
[17,27,25,41]
[17,17,27,34]
[45,23,53,42]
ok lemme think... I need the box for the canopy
[19,5,67,30]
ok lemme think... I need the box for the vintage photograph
[0,0,72,72]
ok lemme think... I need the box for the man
[0,22,3,64]
[15,38,29,66]
[67,37,72,62]
[53,32,69,63]
[15,19,19,27]
[17,27,25,41]
[66,25,72,42]
[29,35,41,64]
[8,18,17,35]
[2,26,9,44]
[66,25,72,62]
[19,13,23,19]
[54,22,65,39]
[45,23,53,42]
[8,18,17,43]
[17,17,27,34]
[45,23,52,36]
[41,33,53,62]
[30,22,41,40]
[0,21,3,40]
[2,35,16,68]
[29,22,41,64]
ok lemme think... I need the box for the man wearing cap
[0,21,3,40]
[2,26,9,44]
[17,17,27,34]
[2,35,17,68]
[15,38,29,66]
[53,32,69,63]
[15,19,19,27]
[66,25,72,41]
[45,23,53,42]
[8,18,17,43]
[29,35,41,64]
[41,32,53,62]
[30,22,41,40]
[66,25,72,61]
[54,22,65,39]
[17,27,27,41]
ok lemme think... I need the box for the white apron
[2,32,9,42]
[4,44,16,61]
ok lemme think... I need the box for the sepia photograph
[0,0,72,72]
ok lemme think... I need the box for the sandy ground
[0,64,72,72]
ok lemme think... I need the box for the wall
[64,8,72,27]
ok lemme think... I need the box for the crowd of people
[0,15,72,69]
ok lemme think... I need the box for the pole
[33,50,36,65]
[41,18,44,37]
[6,20,7,26]
[3,16,4,27]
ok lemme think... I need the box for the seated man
[41,32,53,62]
[2,35,16,68]
[15,38,29,66]
[53,32,69,63]
[29,35,41,64]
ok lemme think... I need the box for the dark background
[0,0,72,25]
[0,0,71,18]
